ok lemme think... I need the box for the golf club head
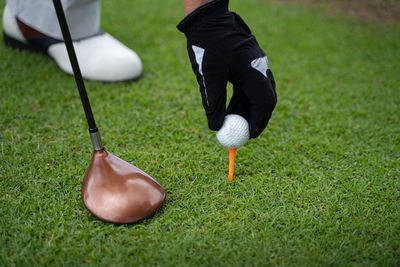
[81,149,166,224]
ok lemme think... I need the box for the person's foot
[2,5,143,82]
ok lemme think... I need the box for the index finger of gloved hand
[233,57,277,138]
[202,65,229,131]
[189,46,230,131]
[203,75,229,131]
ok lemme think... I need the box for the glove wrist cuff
[177,0,229,35]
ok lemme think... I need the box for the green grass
[1,0,399,265]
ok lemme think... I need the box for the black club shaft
[52,0,98,133]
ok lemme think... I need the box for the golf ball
[216,114,250,148]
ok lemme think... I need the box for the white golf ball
[216,114,250,148]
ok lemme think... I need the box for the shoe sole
[3,31,47,54]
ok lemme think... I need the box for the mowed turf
[0,0,399,265]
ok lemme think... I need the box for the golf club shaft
[53,0,103,150]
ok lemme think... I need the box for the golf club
[52,0,166,224]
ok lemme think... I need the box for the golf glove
[177,0,277,138]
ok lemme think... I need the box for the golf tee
[228,148,237,181]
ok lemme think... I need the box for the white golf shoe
[2,5,143,82]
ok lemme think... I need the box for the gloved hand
[177,0,277,138]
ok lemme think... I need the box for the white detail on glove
[251,56,269,78]
[192,45,209,106]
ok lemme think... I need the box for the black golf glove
[177,0,277,138]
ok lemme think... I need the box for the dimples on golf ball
[216,114,250,148]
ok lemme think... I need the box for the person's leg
[3,0,143,82]
[6,0,100,40]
